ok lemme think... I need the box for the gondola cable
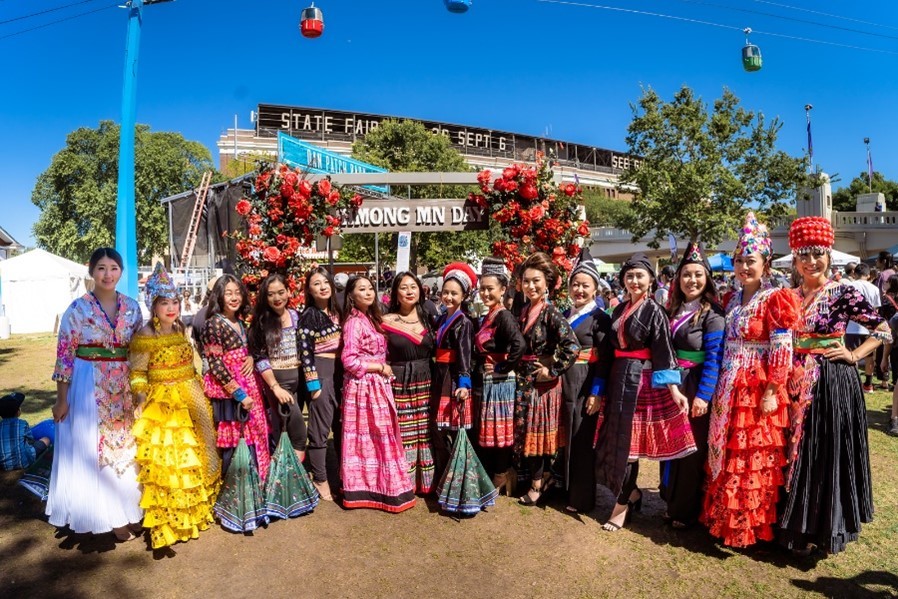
[0,0,103,26]
[0,2,119,41]
[675,0,898,42]
[535,0,898,56]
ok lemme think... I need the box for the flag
[806,116,813,162]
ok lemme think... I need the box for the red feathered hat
[788,217,834,254]
[443,262,478,295]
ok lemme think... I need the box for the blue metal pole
[115,0,143,298]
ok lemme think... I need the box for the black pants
[477,446,513,479]
[617,460,640,505]
[267,369,307,451]
[306,357,341,483]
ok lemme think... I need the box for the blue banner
[277,132,389,194]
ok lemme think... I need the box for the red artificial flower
[567,244,580,257]
[298,180,312,199]
[323,226,335,237]
[529,204,546,221]
[281,184,295,200]
[519,183,539,201]
[477,170,491,186]
[284,172,298,187]
[263,246,281,263]
[249,224,262,236]
[276,234,287,245]
[236,199,252,216]
[350,194,363,208]
[577,222,590,237]
[502,167,518,180]
[327,190,341,206]
[318,179,332,196]
[563,183,578,197]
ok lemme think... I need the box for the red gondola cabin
[300,4,324,38]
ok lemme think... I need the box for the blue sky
[2,0,896,247]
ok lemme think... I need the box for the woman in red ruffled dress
[701,213,799,548]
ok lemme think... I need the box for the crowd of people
[18,210,893,558]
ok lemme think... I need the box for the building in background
[217,104,636,199]
[0,226,25,261]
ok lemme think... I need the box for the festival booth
[771,249,860,269]
[0,249,89,334]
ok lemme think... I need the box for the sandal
[602,502,632,532]
[113,527,138,542]
[518,483,543,506]
[313,480,333,501]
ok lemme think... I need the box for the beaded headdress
[788,216,834,255]
[735,211,771,258]
[144,262,179,310]
[676,241,712,275]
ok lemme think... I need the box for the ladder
[179,170,213,269]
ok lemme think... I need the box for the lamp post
[115,0,172,297]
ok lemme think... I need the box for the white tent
[772,249,861,269]
[0,249,89,334]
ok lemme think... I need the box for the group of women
[46,210,890,557]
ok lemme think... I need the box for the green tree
[582,188,633,227]
[345,119,490,269]
[32,121,217,263]
[832,171,898,212]
[619,86,808,247]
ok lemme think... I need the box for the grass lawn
[0,333,896,598]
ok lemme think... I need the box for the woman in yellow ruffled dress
[130,264,221,549]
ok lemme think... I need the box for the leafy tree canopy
[582,188,633,228]
[31,120,217,263]
[344,119,490,269]
[832,171,898,212]
[618,86,808,247]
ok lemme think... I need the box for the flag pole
[804,104,814,174]
[864,137,873,193]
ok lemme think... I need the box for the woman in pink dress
[340,275,415,512]
[201,274,270,482]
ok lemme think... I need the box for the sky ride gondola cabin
[300,4,324,38]
[445,0,472,14]
[742,28,762,72]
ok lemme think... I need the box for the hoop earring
[152,316,161,332]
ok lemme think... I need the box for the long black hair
[388,272,431,332]
[343,274,384,333]
[206,274,251,320]
[667,264,720,325]
[304,266,341,320]
[249,273,290,354]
